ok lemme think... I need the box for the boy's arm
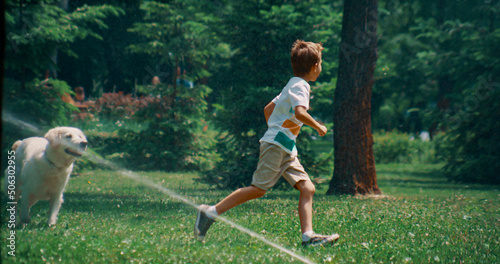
[295,106,327,137]
[264,102,276,123]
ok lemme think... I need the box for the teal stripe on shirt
[274,131,295,152]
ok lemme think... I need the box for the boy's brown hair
[290,40,323,77]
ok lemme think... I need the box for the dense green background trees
[374,0,500,184]
[4,0,124,88]
[3,0,499,185]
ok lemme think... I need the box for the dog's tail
[12,140,22,151]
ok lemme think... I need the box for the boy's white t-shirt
[260,77,310,155]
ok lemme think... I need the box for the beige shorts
[251,142,311,191]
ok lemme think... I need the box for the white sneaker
[302,233,340,246]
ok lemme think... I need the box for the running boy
[195,40,339,246]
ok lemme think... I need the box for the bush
[3,78,76,127]
[92,92,156,120]
[2,78,76,165]
[84,84,218,172]
[373,130,444,164]
[441,77,500,184]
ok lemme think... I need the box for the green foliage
[3,78,75,127]
[374,131,412,164]
[373,130,444,164]
[124,85,213,171]
[85,85,216,172]
[441,75,500,184]
[2,78,76,165]
[200,86,274,188]
[309,82,336,123]
[374,0,499,132]
[80,0,227,173]
[128,0,230,86]
[374,0,500,184]
[5,0,124,77]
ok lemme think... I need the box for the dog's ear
[12,140,22,151]
[44,127,63,148]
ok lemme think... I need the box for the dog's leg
[48,194,64,226]
[19,193,37,225]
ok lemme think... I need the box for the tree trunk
[327,0,381,195]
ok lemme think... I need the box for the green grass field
[2,163,498,263]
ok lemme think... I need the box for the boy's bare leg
[295,180,315,233]
[215,185,266,215]
[195,185,266,240]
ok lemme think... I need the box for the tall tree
[128,0,228,93]
[327,0,381,195]
[4,0,123,88]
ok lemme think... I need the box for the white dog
[6,127,87,226]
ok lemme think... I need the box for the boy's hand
[316,124,328,137]
[295,106,328,137]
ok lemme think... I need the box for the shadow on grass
[377,169,443,179]
[377,165,497,191]
[1,189,203,230]
[377,178,497,191]
[61,192,193,222]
